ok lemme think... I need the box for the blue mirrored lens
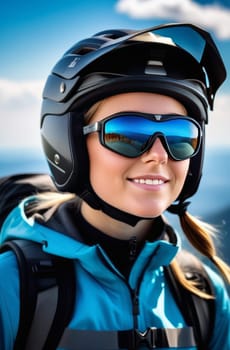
[103,116,199,160]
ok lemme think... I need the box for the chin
[126,201,170,218]
[125,207,166,219]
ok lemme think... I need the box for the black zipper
[131,288,140,330]
[129,244,161,331]
[129,236,137,262]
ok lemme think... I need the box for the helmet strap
[80,186,149,226]
[167,200,191,216]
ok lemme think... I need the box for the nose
[140,137,168,163]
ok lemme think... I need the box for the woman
[0,23,229,349]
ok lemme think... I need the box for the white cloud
[0,79,44,150]
[207,94,230,148]
[116,0,230,39]
[0,79,229,150]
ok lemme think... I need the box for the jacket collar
[1,198,179,288]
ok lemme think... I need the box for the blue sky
[1,0,230,150]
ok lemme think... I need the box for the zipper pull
[129,236,137,262]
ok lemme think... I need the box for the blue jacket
[0,199,229,350]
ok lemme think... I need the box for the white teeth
[133,178,164,185]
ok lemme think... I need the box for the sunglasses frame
[83,112,202,161]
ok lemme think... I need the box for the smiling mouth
[132,178,166,185]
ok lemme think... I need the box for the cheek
[173,159,190,189]
[86,136,127,188]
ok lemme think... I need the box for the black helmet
[41,23,226,220]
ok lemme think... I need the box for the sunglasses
[83,112,202,161]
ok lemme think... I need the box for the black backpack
[0,173,215,350]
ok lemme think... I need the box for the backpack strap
[165,250,215,350]
[0,239,75,350]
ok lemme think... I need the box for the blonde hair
[171,212,230,298]
[84,100,102,123]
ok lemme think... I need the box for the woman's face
[86,92,190,218]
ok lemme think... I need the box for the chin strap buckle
[135,328,158,348]
[134,327,196,348]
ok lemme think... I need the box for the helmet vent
[75,47,96,56]
[145,60,167,76]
